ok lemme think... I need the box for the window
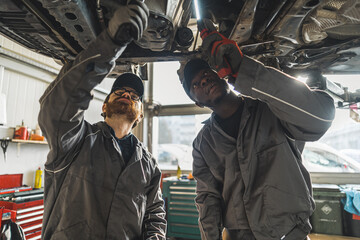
[152,114,210,170]
[150,61,211,170]
[153,61,193,105]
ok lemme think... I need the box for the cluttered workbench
[0,174,44,239]
[162,177,360,240]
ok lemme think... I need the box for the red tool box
[0,174,32,194]
[0,174,43,240]
[0,174,23,189]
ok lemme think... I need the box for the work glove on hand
[108,0,149,46]
[197,18,217,39]
[198,19,243,82]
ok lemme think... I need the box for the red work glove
[198,19,243,80]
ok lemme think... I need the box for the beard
[105,100,140,122]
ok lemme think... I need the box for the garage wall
[0,35,110,185]
[1,68,49,129]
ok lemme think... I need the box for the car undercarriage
[1,0,360,101]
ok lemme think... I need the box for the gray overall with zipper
[192,56,335,240]
[38,30,166,240]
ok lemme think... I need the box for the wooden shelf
[11,139,48,145]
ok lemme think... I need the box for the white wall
[0,35,57,186]
[0,143,49,186]
[1,68,49,129]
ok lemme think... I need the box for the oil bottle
[35,167,43,189]
[176,164,182,179]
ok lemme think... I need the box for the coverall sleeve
[38,31,127,171]
[192,143,223,240]
[143,162,167,239]
[234,56,335,141]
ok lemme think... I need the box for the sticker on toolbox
[321,204,333,215]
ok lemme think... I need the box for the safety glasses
[113,88,140,101]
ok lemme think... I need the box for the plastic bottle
[176,164,182,179]
[35,167,43,188]
[35,124,42,136]
[14,120,28,140]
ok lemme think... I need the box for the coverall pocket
[263,185,311,238]
[51,221,91,240]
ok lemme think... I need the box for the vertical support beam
[144,63,154,153]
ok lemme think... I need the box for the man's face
[189,68,230,107]
[102,87,143,123]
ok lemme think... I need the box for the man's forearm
[143,197,167,239]
[143,170,167,239]
[196,194,223,240]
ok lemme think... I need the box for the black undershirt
[214,99,244,139]
[108,124,135,165]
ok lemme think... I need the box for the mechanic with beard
[180,19,335,240]
[38,1,166,239]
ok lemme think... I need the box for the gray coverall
[193,56,335,240]
[38,31,166,240]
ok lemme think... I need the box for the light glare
[194,0,201,20]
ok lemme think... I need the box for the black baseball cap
[110,73,144,101]
[182,58,211,99]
